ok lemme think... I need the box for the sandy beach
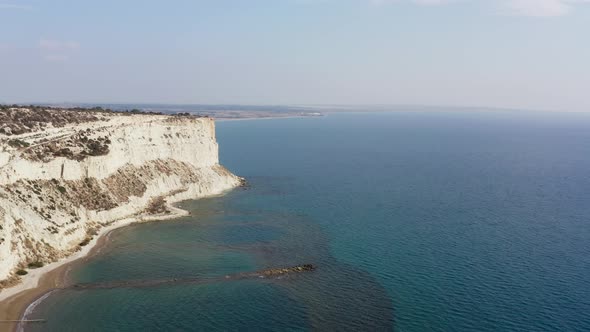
[0,205,189,332]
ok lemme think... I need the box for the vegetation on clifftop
[0,104,190,136]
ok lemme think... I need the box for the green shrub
[27,261,44,269]
[16,269,28,276]
[7,139,30,148]
[146,196,168,214]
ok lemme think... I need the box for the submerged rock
[250,264,316,278]
[69,264,318,290]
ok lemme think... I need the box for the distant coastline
[9,103,325,120]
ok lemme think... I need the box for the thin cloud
[366,0,590,16]
[502,0,590,17]
[370,0,454,4]
[44,54,70,62]
[39,39,80,52]
[0,3,33,10]
[39,39,80,62]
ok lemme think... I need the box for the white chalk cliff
[0,110,241,284]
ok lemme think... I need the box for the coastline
[0,204,191,332]
[0,113,307,331]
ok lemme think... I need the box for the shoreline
[0,113,304,330]
[0,204,191,332]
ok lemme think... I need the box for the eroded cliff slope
[0,108,241,285]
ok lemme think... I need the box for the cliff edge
[0,108,241,286]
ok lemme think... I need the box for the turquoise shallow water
[27,111,590,331]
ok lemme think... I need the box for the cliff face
[0,110,241,284]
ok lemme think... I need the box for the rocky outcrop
[0,109,241,285]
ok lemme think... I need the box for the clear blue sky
[1,0,589,111]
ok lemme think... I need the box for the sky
[0,0,589,111]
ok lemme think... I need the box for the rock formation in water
[0,107,242,286]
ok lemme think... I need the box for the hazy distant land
[16,103,324,120]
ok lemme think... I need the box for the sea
[24,111,590,331]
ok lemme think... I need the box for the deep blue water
[27,111,590,331]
